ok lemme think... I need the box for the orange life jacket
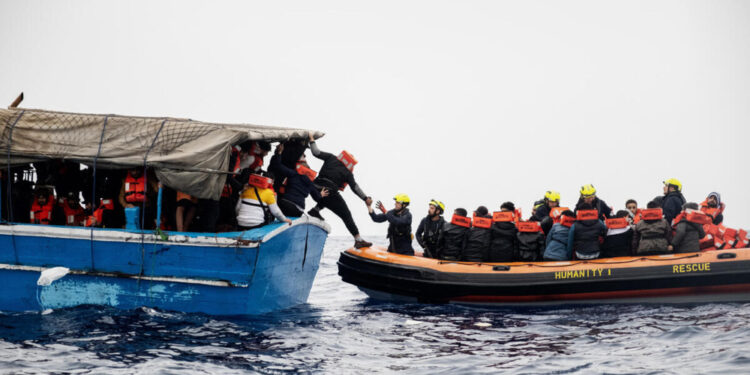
[549,207,570,223]
[296,164,317,181]
[700,200,725,219]
[337,150,357,172]
[560,215,576,228]
[230,146,242,174]
[124,174,146,203]
[30,196,55,224]
[576,210,599,221]
[641,208,663,221]
[605,217,629,229]
[631,209,643,224]
[62,201,85,226]
[492,211,515,222]
[723,227,739,248]
[517,221,542,233]
[248,174,274,190]
[684,209,713,226]
[472,215,492,229]
[738,229,749,248]
[85,199,115,227]
[451,214,471,228]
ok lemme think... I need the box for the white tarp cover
[0,108,324,200]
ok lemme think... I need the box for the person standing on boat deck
[437,208,471,261]
[543,210,576,261]
[661,178,686,225]
[568,203,608,259]
[700,192,725,225]
[625,199,641,224]
[462,206,493,262]
[119,168,159,229]
[269,144,328,217]
[306,133,373,249]
[488,202,519,262]
[30,187,64,225]
[671,202,707,253]
[415,199,446,258]
[601,210,634,258]
[632,200,673,255]
[574,184,612,220]
[236,172,292,230]
[367,194,414,255]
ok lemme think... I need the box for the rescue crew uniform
[574,197,613,220]
[416,215,445,259]
[661,190,686,225]
[370,208,414,255]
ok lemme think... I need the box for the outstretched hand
[375,201,387,214]
[284,218,293,226]
[365,197,373,207]
[321,188,330,198]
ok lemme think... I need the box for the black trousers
[278,198,304,217]
[315,192,359,236]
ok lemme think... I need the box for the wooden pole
[9,92,23,108]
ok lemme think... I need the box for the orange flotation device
[549,207,570,223]
[560,215,576,228]
[124,174,146,204]
[641,208,663,221]
[632,209,643,224]
[473,215,492,229]
[685,209,713,225]
[296,164,317,181]
[248,174,274,190]
[517,221,542,233]
[492,211,515,222]
[451,214,471,228]
[605,217,629,229]
[337,151,357,172]
[576,210,598,221]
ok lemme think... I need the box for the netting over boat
[0,108,323,199]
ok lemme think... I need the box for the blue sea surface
[2,236,750,374]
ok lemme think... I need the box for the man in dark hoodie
[415,199,446,258]
[488,202,518,262]
[516,220,546,261]
[574,184,612,220]
[462,206,493,262]
[437,208,471,261]
[671,202,707,253]
[662,178,686,225]
[306,133,372,249]
[601,210,633,258]
[368,194,413,255]
[569,202,608,259]
[632,200,672,255]
[269,144,328,217]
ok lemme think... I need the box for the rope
[5,110,25,264]
[89,116,109,271]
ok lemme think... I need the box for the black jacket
[672,219,706,253]
[488,221,517,262]
[370,208,413,255]
[269,155,322,210]
[416,216,445,258]
[531,204,551,222]
[601,228,633,258]
[310,145,367,201]
[462,216,493,262]
[572,219,607,257]
[662,191,686,225]
[574,197,613,220]
[438,222,469,261]
[517,231,545,261]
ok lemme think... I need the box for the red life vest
[492,211,515,222]
[451,214,471,228]
[518,221,542,233]
[248,174,274,190]
[230,146,242,175]
[30,196,55,224]
[337,151,357,172]
[738,229,749,248]
[296,164,317,181]
[685,209,712,225]
[62,201,85,226]
[124,174,147,203]
[605,217,629,229]
[632,209,643,224]
[472,215,492,229]
[576,210,599,221]
[723,227,739,248]
[641,208,663,221]
[549,207,570,223]
[700,200,725,219]
[560,215,576,228]
[85,199,115,227]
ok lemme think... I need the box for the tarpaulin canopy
[0,107,324,200]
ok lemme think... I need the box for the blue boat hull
[0,219,328,315]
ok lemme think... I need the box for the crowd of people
[371,181,747,261]
[3,136,746,261]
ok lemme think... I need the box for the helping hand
[365,197,373,207]
[321,188,330,198]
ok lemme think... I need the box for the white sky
[2,1,749,237]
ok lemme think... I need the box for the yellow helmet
[544,190,560,202]
[580,184,596,197]
[664,178,682,191]
[429,199,445,213]
[393,194,410,204]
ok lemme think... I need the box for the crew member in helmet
[306,133,373,249]
[368,194,414,255]
[661,178,686,225]
[415,199,446,258]
[574,184,612,220]
[532,190,561,234]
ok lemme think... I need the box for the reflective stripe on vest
[124,175,146,203]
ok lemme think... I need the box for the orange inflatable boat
[338,246,750,305]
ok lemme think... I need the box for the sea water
[2,236,750,374]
